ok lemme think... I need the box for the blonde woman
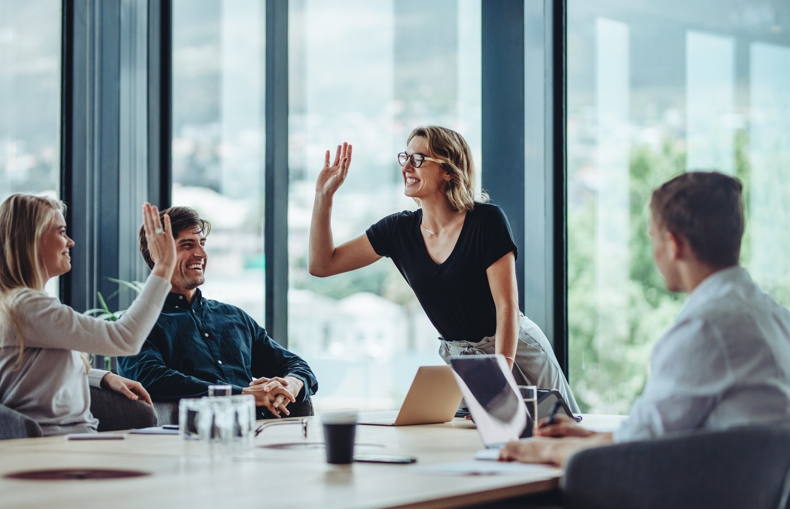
[309,126,579,413]
[0,195,176,435]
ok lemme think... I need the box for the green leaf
[96,292,111,315]
[107,277,144,295]
[83,308,107,316]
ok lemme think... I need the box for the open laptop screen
[450,355,529,448]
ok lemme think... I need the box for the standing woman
[0,194,176,435]
[309,126,579,413]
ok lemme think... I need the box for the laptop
[358,366,463,426]
[450,354,530,449]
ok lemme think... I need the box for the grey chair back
[88,387,157,431]
[0,388,157,439]
[0,404,42,440]
[562,423,790,509]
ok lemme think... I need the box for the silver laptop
[358,366,463,426]
[450,354,530,448]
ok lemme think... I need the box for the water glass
[178,398,204,439]
[208,385,232,397]
[179,395,256,457]
[517,385,537,437]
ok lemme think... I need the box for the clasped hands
[242,376,303,418]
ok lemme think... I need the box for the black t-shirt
[366,203,518,342]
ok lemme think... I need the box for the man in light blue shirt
[500,171,790,465]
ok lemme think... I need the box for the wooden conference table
[0,412,624,509]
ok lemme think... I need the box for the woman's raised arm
[309,143,381,277]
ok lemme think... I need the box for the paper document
[129,427,180,435]
[411,461,558,476]
[474,448,501,461]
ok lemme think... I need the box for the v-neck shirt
[366,203,518,342]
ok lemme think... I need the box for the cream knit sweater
[0,275,170,435]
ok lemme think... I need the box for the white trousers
[438,314,580,414]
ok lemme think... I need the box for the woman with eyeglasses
[309,126,578,414]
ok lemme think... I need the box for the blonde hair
[0,194,88,371]
[406,126,488,212]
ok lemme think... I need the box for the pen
[541,400,563,428]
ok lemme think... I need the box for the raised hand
[142,202,177,281]
[315,142,353,197]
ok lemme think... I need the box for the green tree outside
[569,129,790,414]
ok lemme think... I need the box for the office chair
[562,422,790,509]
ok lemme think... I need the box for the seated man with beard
[118,207,317,418]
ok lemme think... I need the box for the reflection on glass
[568,0,790,414]
[0,0,61,297]
[595,17,630,356]
[288,0,481,412]
[686,31,736,173]
[171,0,265,324]
[749,42,790,295]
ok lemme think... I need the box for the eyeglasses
[397,152,444,168]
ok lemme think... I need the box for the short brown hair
[407,126,487,212]
[650,171,744,268]
[139,206,211,269]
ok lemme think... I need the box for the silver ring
[154,228,164,235]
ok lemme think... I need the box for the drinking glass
[517,385,537,437]
[178,398,204,440]
[179,395,255,457]
[208,385,232,397]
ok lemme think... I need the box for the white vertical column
[686,31,735,174]
[457,0,482,193]
[750,42,790,285]
[221,0,262,200]
[595,17,630,348]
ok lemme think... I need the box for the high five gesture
[315,142,353,197]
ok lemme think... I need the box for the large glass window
[567,0,790,413]
[171,0,266,324]
[288,0,481,412]
[0,0,62,296]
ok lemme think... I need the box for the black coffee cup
[322,412,357,464]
